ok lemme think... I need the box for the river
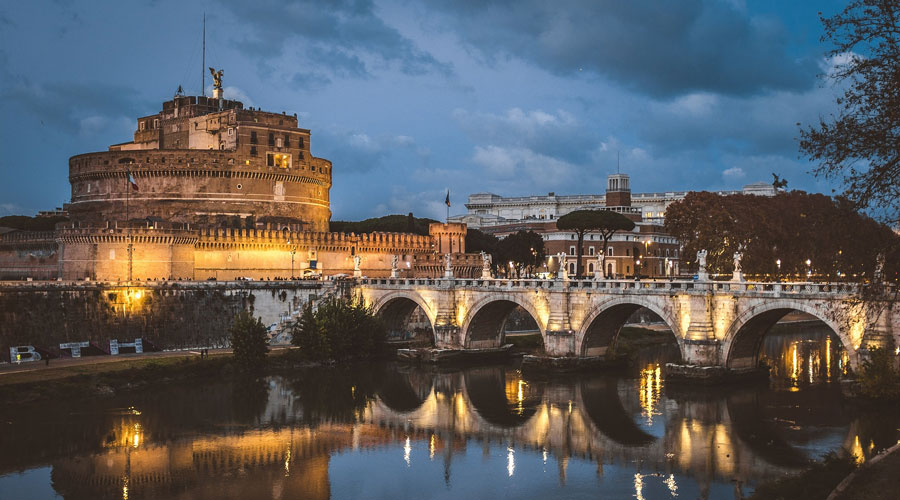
[1,324,898,500]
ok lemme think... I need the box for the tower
[605,173,631,207]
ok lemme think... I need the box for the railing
[356,277,863,295]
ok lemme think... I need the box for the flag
[127,172,139,192]
[445,190,450,207]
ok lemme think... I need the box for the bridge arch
[721,300,853,370]
[370,291,436,342]
[460,294,547,349]
[575,297,684,358]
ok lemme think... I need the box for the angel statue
[209,67,224,90]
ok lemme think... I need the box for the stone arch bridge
[356,277,899,370]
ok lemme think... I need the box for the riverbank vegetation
[291,297,386,362]
[750,452,857,500]
[856,344,900,401]
[230,311,269,372]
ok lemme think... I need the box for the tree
[230,311,269,372]
[495,230,546,278]
[665,190,900,281]
[291,297,386,362]
[800,1,900,227]
[557,210,635,278]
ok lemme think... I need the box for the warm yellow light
[133,291,143,300]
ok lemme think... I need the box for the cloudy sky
[0,0,848,221]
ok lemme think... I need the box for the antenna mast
[202,13,206,96]
[617,150,620,173]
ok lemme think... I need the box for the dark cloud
[1,78,147,134]
[424,0,817,97]
[218,0,451,80]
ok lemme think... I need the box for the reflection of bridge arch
[461,295,546,349]
[722,301,849,370]
[575,297,683,358]
[371,291,436,340]
[463,367,542,427]
[376,367,435,413]
[578,377,655,446]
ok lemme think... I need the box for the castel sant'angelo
[0,71,477,281]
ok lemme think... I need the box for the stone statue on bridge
[696,249,709,281]
[732,250,744,282]
[390,255,400,278]
[595,252,605,280]
[480,251,493,279]
[558,252,569,280]
[353,255,362,278]
[444,253,454,279]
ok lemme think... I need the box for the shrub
[858,342,900,400]
[291,297,386,362]
[230,311,269,372]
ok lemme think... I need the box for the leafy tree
[291,297,386,362]
[556,210,635,278]
[230,311,269,372]
[496,230,546,278]
[665,191,900,282]
[330,214,437,236]
[0,215,69,231]
[800,1,900,226]
[857,343,900,401]
[465,228,499,254]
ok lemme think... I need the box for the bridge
[356,277,899,370]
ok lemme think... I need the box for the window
[250,146,257,156]
[139,121,145,131]
[299,137,305,149]
[569,263,576,274]
[268,133,275,146]
[588,246,595,256]
[608,247,614,256]
[228,128,234,136]
[153,119,159,129]
[284,135,291,148]
[276,137,283,148]
[569,246,576,256]
[267,152,291,168]
[626,248,630,256]
[588,263,594,273]
[311,165,316,172]
[250,131,258,144]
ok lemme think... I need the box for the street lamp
[776,258,782,282]
[805,259,812,279]
[289,241,297,280]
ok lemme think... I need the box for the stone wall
[68,149,332,232]
[0,281,325,359]
[0,231,58,280]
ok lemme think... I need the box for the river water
[1,325,898,500]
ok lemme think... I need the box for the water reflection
[762,324,848,389]
[0,331,898,499]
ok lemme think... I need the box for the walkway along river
[0,325,898,500]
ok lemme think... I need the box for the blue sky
[0,0,848,221]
